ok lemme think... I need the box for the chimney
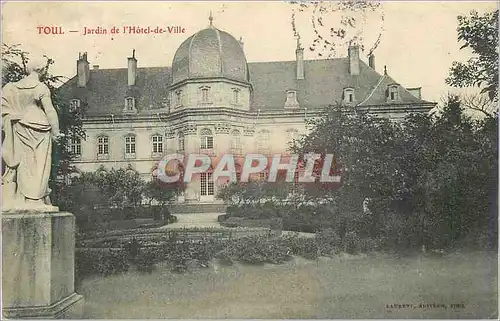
[77,52,90,87]
[407,87,422,99]
[128,49,137,86]
[295,36,304,80]
[348,45,360,76]
[368,53,375,70]
[93,65,99,70]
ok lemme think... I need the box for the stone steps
[170,203,228,214]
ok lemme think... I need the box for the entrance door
[200,172,214,202]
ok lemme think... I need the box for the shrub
[76,249,130,278]
[218,236,293,265]
[359,237,379,253]
[281,235,319,260]
[136,249,157,273]
[343,231,361,254]
[316,228,342,255]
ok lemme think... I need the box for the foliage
[143,178,183,217]
[75,249,130,278]
[446,10,499,101]
[221,96,497,251]
[217,236,293,265]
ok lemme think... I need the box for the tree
[98,168,146,209]
[446,10,499,101]
[2,43,85,205]
[460,92,498,119]
[144,179,183,207]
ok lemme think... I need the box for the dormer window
[69,99,81,112]
[125,97,136,112]
[284,89,300,108]
[387,84,400,102]
[199,86,211,104]
[343,88,355,104]
[232,88,241,105]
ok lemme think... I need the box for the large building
[59,17,435,204]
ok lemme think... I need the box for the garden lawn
[79,251,497,319]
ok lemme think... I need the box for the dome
[171,25,249,84]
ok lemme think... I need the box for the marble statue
[2,58,63,212]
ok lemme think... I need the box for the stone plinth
[2,211,84,319]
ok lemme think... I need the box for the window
[200,128,214,150]
[175,90,183,107]
[125,97,135,111]
[199,86,211,104]
[230,129,242,155]
[200,172,214,196]
[232,88,240,104]
[97,135,109,157]
[284,90,299,108]
[152,135,163,154]
[69,99,80,112]
[257,130,270,154]
[343,88,355,104]
[69,137,81,157]
[387,85,400,101]
[178,132,185,152]
[125,135,136,158]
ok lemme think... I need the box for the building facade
[59,18,435,204]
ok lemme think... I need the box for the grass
[79,250,497,319]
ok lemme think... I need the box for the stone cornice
[169,77,252,91]
[81,103,435,124]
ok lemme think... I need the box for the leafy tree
[446,10,499,101]
[1,43,85,205]
[98,168,146,209]
[144,178,183,207]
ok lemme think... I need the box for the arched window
[231,129,242,155]
[177,132,185,152]
[125,97,136,111]
[97,135,109,159]
[174,90,183,107]
[232,88,241,105]
[151,134,164,154]
[200,128,214,150]
[343,88,355,104]
[124,134,136,159]
[257,129,270,154]
[199,86,211,104]
[69,99,81,112]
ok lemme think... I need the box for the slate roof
[58,58,433,117]
[172,27,249,84]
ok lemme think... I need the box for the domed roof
[171,24,249,84]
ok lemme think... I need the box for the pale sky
[2,1,497,103]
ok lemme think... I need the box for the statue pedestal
[2,211,84,319]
